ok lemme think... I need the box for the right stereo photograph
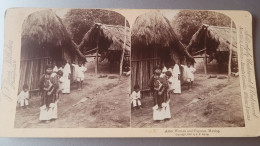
[130,10,244,128]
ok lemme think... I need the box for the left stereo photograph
[14,9,131,128]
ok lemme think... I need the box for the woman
[62,60,71,94]
[151,67,169,121]
[39,64,59,121]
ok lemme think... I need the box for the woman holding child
[150,65,172,121]
[39,64,59,121]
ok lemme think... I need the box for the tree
[63,9,129,44]
[171,10,235,45]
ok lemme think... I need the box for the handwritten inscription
[1,40,16,101]
[239,26,259,121]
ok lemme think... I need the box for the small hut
[77,23,131,73]
[20,10,85,92]
[131,11,194,92]
[186,24,238,73]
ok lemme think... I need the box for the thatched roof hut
[78,23,130,58]
[131,11,194,92]
[186,24,237,57]
[20,10,85,92]
[186,24,238,73]
[132,11,194,65]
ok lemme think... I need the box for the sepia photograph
[14,9,131,128]
[131,10,244,128]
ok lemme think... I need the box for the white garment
[131,91,141,107]
[153,105,166,121]
[153,100,171,120]
[77,66,87,79]
[162,66,167,73]
[164,100,171,119]
[172,64,181,93]
[39,101,58,121]
[62,63,71,93]
[17,91,29,106]
[53,66,58,73]
[59,76,66,91]
[72,64,79,78]
[186,66,196,81]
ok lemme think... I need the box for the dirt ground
[14,61,130,128]
[131,60,245,128]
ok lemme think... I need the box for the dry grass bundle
[78,23,130,55]
[22,9,85,60]
[132,11,179,48]
[187,24,237,56]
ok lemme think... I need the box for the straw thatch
[21,9,85,61]
[131,11,194,92]
[186,24,237,56]
[131,11,194,64]
[20,10,85,92]
[78,23,130,56]
[186,24,238,73]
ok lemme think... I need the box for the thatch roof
[186,24,237,56]
[78,23,130,55]
[208,25,237,52]
[131,11,194,63]
[21,10,85,60]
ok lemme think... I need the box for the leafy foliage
[172,10,235,45]
[63,9,129,44]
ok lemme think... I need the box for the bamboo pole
[95,30,100,74]
[119,18,127,75]
[228,20,233,77]
[95,49,98,74]
[204,28,208,74]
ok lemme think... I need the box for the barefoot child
[130,85,141,110]
[17,84,30,109]
[186,63,196,91]
[77,62,87,90]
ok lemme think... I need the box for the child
[77,62,87,90]
[17,84,30,109]
[56,70,65,100]
[186,63,196,91]
[172,63,181,94]
[130,85,141,109]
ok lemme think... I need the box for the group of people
[17,60,87,122]
[130,62,196,122]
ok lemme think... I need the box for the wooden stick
[204,29,208,75]
[119,18,127,75]
[228,20,233,77]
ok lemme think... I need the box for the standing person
[151,67,169,121]
[149,65,162,106]
[185,63,196,91]
[17,84,30,110]
[76,62,87,90]
[62,60,71,94]
[130,85,142,110]
[172,63,181,94]
[39,64,59,121]
[56,70,65,100]
[164,71,172,120]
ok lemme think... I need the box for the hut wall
[18,45,72,93]
[131,45,160,93]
